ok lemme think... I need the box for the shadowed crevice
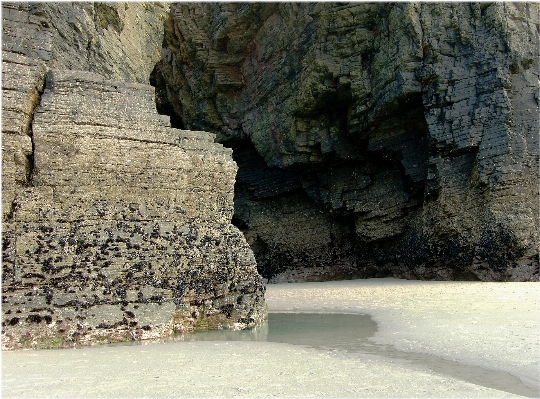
[149,62,185,129]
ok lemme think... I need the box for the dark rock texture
[2,2,266,349]
[154,3,539,282]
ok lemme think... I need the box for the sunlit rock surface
[1,2,266,349]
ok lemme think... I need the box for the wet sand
[3,278,539,398]
[266,278,540,396]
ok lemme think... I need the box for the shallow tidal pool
[3,278,539,398]
[174,312,536,397]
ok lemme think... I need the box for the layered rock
[154,2,539,282]
[2,2,266,349]
[2,1,169,221]
[2,2,169,84]
[2,70,266,349]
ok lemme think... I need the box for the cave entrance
[149,63,185,129]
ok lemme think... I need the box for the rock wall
[154,2,539,282]
[3,2,169,84]
[2,1,169,220]
[2,2,266,349]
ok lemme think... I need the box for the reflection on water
[166,312,536,398]
[173,313,377,348]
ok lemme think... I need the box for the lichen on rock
[154,2,539,282]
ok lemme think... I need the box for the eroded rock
[2,70,266,350]
[1,2,266,350]
[155,3,539,282]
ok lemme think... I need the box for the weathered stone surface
[2,2,169,84]
[1,53,47,220]
[2,2,266,349]
[2,70,266,349]
[1,0,168,220]
[155,3,539,282]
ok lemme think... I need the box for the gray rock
[1,2,266,349]
[156,3,539,282]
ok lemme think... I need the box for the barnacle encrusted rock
[1,70,266,350]
[1,2,266,350]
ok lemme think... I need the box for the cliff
[1,2,266,349]
[2,1,538,349]
[154,3,539,282]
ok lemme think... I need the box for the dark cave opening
[156,101,185,130]
[229,138,402,281]
[149,63,185,129]
[231,216,248,230]
[225,90,439,282]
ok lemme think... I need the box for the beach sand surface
[3,278,539,398]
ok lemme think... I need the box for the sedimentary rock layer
[2,2,266,349]
[2,2,169,84]
[2,70,266,349]
[154,2,539,282]
[2,1,169,221]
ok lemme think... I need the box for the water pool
[172,312,536,397]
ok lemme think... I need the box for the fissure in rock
[149,63,185,129]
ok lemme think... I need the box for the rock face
[2,2,266,349]
[3,2,169,84]
[154,3,539,282]
[2,1,169,221]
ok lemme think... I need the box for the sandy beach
[3,278,539,398]
[266,278,540,393]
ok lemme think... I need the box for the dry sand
[2,278,539,398]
